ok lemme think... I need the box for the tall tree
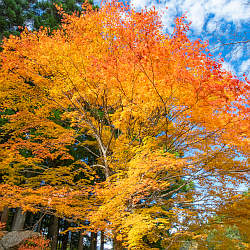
[0,0,34,40]
[0,0,97,41]
[33,0,98,31]
[11,208,26,231]
[48,215,59,250]
[0,1,248,249]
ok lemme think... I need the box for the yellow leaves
[192,234,207,240]
[88,145,185,247]
[0,1,249,249]
[124,213,155,249]
[216,194,250,236]
[120,207,171,249]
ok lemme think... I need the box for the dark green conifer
[0,0,98,40]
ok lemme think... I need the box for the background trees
[0,0,98,41]
[0,0,33,40]
[0,1,98,249]
[0,1,249,249]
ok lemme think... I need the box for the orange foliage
[18,236,50,250]
[0,1,249,248]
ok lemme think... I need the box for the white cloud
[240,59,250,75]
[183,1,206,33]
[130,0,151,9]
[213,0,250,22]
[206,18,219,33]
[221,61,236,74]
[128,0,250,34]
[231,45,244,61]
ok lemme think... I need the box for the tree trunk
[61,219,69,250]
[113,235,124,250]
[100,231,105,250]
[77,229,84,250]
[90,232,97,250]
[36,213,43,233]
[27,212,34,230]
[49,215,59,250]
[11,208,26,231]
[61,231,69,250]
[0,206,8,225]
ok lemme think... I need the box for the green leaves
[0,0,97,41]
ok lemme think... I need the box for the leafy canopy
[0,1,249,248]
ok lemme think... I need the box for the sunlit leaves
[0,0,248,248]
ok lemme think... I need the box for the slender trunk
[0,206,8,225]
[100,231,105,250]
[70,235,73,250]
[78,229,84,250]
[113,234,123,250]
[61,231,69,250]
[36,213,43,233]
[49,215,59,250]
[11,208,26,231]
[61,219,69,250]
[90,232,97,250]
[27,212,34,230]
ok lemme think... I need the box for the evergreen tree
[0,0,35,40]
[0,0,98,41]
[33,0,98,31]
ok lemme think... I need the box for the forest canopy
[0,1,249,249]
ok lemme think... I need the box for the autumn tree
[0,1,249,249]
[209,191,249,248]
[0,0,99,242]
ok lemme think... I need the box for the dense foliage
[0,0,97,40]
[0,1,249,249]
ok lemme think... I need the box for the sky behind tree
[94,0,250,77]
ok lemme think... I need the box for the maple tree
[0,1,249,249]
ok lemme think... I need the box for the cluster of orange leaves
[18,236,50,250]
[0,0,249,248]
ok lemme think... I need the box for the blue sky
[93,0,250,78]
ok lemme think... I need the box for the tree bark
[113,235,124,250]
[48,215,59,250]
[0,206,8,225]
[90,232,97,250]
[35,213,43,233]
[11,208,26,231]
[61,231,69,250]
[26,212,34,230]
[77,229,84,250]
[100,231,105,250]
[61,219,69,250]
